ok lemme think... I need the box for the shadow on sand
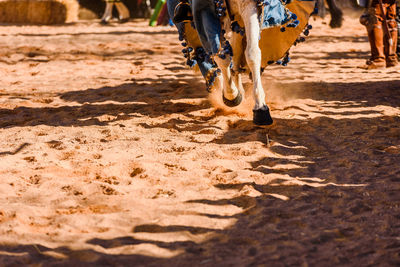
[0,75,208,128]
[1,76,400,265]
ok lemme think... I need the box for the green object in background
[149,0,166,26]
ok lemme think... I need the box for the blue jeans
[167,0,221,54]
[167,0,219,81]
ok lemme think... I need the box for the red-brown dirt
[0,16,400,266]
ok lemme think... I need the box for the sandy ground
[0,15,400,266]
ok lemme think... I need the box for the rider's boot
[173,0,193,24]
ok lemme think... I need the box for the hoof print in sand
[46,140,65,150]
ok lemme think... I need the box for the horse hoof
[329,18,343,28]
[253,105,273,126]
[119,18,129,24]
[222,91,242,107]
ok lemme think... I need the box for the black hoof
[119,18,129,24]
[329,17,343,28]
[223,91,242,107]
[253,105,273,125]
[100,19,109,25]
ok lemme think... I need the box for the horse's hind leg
[240,3,272,125]
[327,0,343,28]
[115,1,130,22]
[316,0,326,18]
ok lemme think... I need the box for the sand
[0,16,399,266]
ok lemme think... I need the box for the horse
[100,0,130,24]
[316,0,360,28]
[167,0,316,125]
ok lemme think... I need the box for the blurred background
[78,0,159,20]
[0,0,362,25]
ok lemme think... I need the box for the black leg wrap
[253,105,273,126]
[222,91,242,107]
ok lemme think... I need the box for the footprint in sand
[129,165,146,178]
[152,189,176,199]
[164,163,187,171]
[95,174,120,185]
[46,140,65,150]
[23,156,36,163]
[100,185,119,196]
[28,175,41,185]
[61,185,83,196]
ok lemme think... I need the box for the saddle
[169,0,316,89]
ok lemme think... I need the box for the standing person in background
[360,0,398,69]
[100,0,130,24]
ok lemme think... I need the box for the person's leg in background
[363,0,398,69]
[362,0,386,69]
[383,0,399,67]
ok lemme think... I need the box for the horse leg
[115,1,130,22]
[326,0,343,28]
[240,3,272,125]
[214,56,242,107]
[231,32,245,95]
[101,1,114,24]
[316,0,327,18]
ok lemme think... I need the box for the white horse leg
[241,4,264,109]
[240,3,273,125]
[214,56,242,107]
[115,2,130,21]
[101,2,114,24]
[231,32,245,94]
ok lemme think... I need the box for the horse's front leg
[214,55,242,107]
[231,32,245,94]
[241,3,273,125]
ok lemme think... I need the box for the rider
[360,0,398,69]
[173,0,222,55]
